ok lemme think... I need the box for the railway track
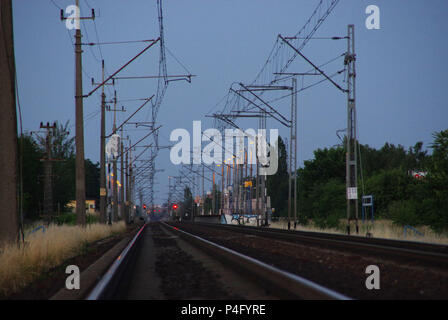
[85,222,351,300]
[164,221,448,299]
[172,221,448,269]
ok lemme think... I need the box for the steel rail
[86,223,147,300]
[182,222,448,266]
[161,222,351,300]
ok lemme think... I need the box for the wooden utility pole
[61,1,95,226]
[0,0,19,244]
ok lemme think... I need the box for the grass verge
[0,222,126,297]
[269,219,448,245]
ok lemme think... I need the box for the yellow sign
[244,181,253,187]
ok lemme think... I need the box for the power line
[49,0,62,10]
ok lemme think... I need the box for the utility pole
[120,130,126,222]
[260,111,268,226]
[212,172,215,215]
[293,78,298,229]
[61,1,95,226]
[92,60,114,223]
[74,0,86,226]
[125,139,130,224]
[288,78,298,229]
[202,165,205,215]
[345,25,358,234]
[105,90,126,222]
[112,91,119,222]
[40,122,57,223]
[0,0,19,244]
[221,163,225,216]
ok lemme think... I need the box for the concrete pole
[120,129,125,221]
[125,140,130,224]
[75,0,86,226]
[99,60,107,223]
[345,24,358,234]
[0,0,19,244]
[202,165,205,215]
[112,91,118,222]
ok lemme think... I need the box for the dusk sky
[12,0,448,204]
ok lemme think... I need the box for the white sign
[347,187,358,200]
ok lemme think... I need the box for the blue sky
[13,1,448,204]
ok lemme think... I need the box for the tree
[18,134,44,221]
[430,129,448,177]
[424,129,448,231]
[294,131,448,232]
[16,121,100,223]
[297,146,345,223]
[267,137,288,217]
[35,121,76,216]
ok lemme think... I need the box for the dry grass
[269,219,448,245]
[0,222,126,297]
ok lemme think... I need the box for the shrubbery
[288,129,448,232]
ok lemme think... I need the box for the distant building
[67,199,96,214]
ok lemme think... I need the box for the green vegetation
[267,137,289,218]
[53,212,100,226]
[269,129,448,233]
[18,121,100,223]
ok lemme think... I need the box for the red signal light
[172,204,178,210]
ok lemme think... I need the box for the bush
[313,214,342,230]
[54,212,100,225]
[54,212,77,225]
[388,200,420,227]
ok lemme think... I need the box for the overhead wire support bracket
[229,88,289,127]
[238,82,291,127]
[113,74,196,82]
[80,39,157,46]
[278,34,347,93]
[83,38,160,98]
[106,95,155,138]
[60,8,95,22]
[237,85,293,92]
[116,125,161,160]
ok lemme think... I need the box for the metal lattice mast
[345,24,358,234]
[288,78,298,229]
